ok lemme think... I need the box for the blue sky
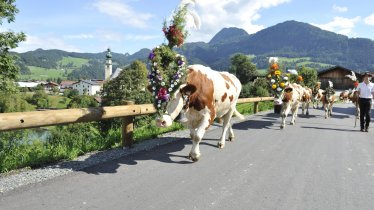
[2,0,374,54]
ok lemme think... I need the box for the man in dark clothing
[357,72,374,132]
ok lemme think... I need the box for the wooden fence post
[122,101,135,148]
[253,102,259,114]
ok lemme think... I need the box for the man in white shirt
[357,72,374,132]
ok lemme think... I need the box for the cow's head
[155,84,197,127]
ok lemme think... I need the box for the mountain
[179,20,374,71]
[16,20,374,80]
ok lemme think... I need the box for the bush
[0,92,31,113]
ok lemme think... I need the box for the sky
[2,0,374,55]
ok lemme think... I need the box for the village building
[43,81,59,91]
[317,66,364,90]
[72,80,103,96]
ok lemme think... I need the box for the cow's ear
[180,84,197,96]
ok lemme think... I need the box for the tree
[29,90,50,109]
[0,0,26,93]
[101,60,152,106]
[298,66,318,88]
[67,95,98,108]
[229,53,257,84]
[100,60,152,133]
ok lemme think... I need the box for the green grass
[48,95,71,109]
[19,66,69,80]
[58,56,88,68]
[19,56,88,81]
[236,101,273,115]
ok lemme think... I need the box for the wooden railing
[0,97,274,147]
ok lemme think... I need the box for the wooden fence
[0,97,273,147]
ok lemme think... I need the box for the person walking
[357,72,374,132]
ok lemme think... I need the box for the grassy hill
[20,56,89,80]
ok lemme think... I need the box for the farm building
[318,66,364,90]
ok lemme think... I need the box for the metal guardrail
[0,97,274,147]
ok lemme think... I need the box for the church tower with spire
[105,48,112,80]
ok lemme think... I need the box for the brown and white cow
[312,82,323,108]
[156,64,243,162]
[349,90,360,119]
[274,83,304,129]
[321,91,335,118]
[301,87,312,115]
[339,90,350,103]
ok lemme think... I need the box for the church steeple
[105,48,112,80]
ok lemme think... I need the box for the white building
[72,80,102,96]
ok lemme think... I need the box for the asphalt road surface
[1,103,374,210]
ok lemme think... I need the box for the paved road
[1,103,374,210]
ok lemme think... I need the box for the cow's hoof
[188,153,200,162]
[290,122,295,125]
[228,136,234,141]
[280,125,284,129]
[217,142,225,149]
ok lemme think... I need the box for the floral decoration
[147,5,192,115]
[266,57,289,98]
[148,45,187,115]
[163,5,189,48]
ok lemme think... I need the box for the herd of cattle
[154,65,358,161]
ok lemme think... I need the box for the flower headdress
[148,5,194,115]
[266,57,289,98]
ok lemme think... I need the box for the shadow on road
[233,118,278,130]
[301,125,360,132]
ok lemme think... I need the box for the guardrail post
[122,101,135,148]
[253,102,259,114]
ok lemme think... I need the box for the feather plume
[179,0,200,30]
[345,71,357,81]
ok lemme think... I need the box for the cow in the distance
[274,83,304,129]
[156,64,243,162]
[301,87,312,115]
[312,82,323,108]
[349,90,360,120]
[339,90,350,103]
[321,81,336,119]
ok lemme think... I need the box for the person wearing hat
[357,72,374,132]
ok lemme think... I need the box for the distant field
[19,66,68,80]
[58,56,89,68]
[20,56,88,80]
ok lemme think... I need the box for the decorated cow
[274,83,304,129]
[153,64,243,161]
[147,2,243,161]
[301,87,312,115]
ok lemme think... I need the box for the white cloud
[312,16,361,36]
[64,34,95,39]
[13,34,81,53]
[364,13,374,26]
[185,0,291,43]
[92,0,152,29]
[124,34,161,41]
[332,4,348,13]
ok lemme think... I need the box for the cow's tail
[233,109,245,120]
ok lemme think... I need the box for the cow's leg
[306,102,310,115]
[329,102,333,117]
[280,103,291,129]
[228,124,234,142]
[324,103,328,119]
[218,110,234,149]
[301,102,305,115]
[290,102,299,125]
[188,115,210,162]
